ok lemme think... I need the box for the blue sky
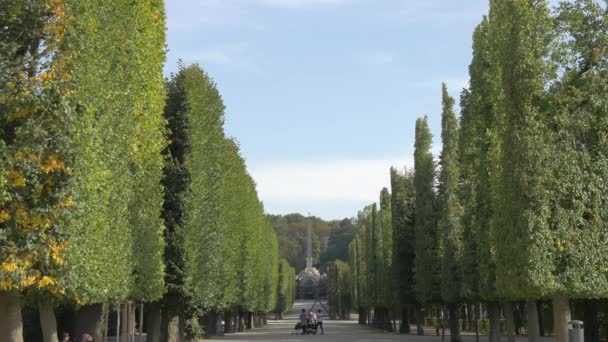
[164,0,489,220]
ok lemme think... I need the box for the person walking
[316,309,324,334]
[299,309,308,335]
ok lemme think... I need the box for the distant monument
[296,214,322,299]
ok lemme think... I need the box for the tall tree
[1,1,168,340]
[438,84,463,342]
[390,168,416,333]
[413,116,441,307]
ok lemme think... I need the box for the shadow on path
[203,301,555,342]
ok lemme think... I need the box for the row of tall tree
[0,2,290,342]
[340,1,608,342]
[274,259,296,319]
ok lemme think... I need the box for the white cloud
[250,156,417,219]
[250,157,412,204]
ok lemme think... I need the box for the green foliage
[62,0,168,304]
[390,167,416,307]
[487,0,554,300]
[1,0,167,304]
[413,116,441,304]
[346,192,394,312]
[175,64,279,313]
[327,260,351,317]
[275,259,295,313]
[318,219,358,267]
[379,188,393,308]
[438,84,463,304]
[540,0,608,298]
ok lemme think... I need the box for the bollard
[568,320,584,342]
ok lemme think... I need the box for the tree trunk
[120,303,128,342]
[526,300,540,342]
[538,301,545,337]
[129,303,136,338]
[400,306,411,333]
[145,303,162,342]
[384,309,393,332]
[138,304,144,336]
[0,291,24,342]
[488,302,501,342]
[358,308,366,325]
[74,303,104,342]
[237,312,245,332]
[504,302,515,342]
[207,312,217,336]
[448,304,462,342]
[38,301,59,342]
[246,312,253,329]
[475,303,480,342]
[583,299,599,342]
[514,302,523,335]
[442,306,446,340]
[166,314,179,342]
[102,302,110,342]
[224,311,234,333]
[553,297,571,342]
[416,305,424,336]
[462,305,468,332]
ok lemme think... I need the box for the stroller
[294,320,318,335]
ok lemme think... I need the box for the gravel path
[204,301,553,342]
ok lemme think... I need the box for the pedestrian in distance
[299,308,308,335]
[316,309,324,334]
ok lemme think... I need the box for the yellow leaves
[556,239,565,252]
[150,11,160,21]
[14,151,25,160]
[0,261,18,273]
[22,216,42,231]
[20,275,37,288]
[61,196,74,208]
[0,279,14,291]
[49,241,69,265]
[15,207,28,222]
[37,276,55,288]
[6,170,26,188]
[41,154,66,174]
[44,0,66,43]
[0,210,10,223]
[49,287,66,296]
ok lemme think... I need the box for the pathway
[204,301,553,342]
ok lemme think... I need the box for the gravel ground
[203,301,555,342]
